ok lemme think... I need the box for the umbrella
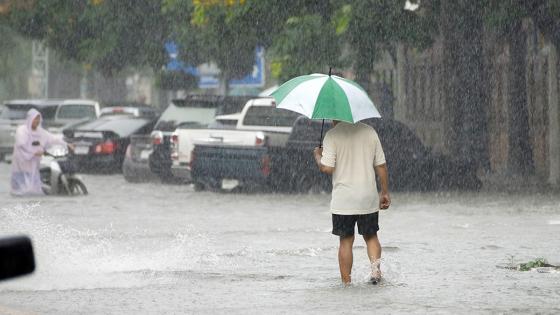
[269,70,380,146]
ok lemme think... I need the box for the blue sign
[164,42,198,76]
[165,42,265,89]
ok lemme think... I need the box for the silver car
[0,99,100,162]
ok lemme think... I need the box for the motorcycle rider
[10,108,74,196]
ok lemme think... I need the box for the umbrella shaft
[319,119,325,148]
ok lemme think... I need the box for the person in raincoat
[10,108,72,196]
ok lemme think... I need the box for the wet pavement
[0,163,559,314]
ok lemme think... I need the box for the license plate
[140,150,151,160]
[74,146,89,155]
[221,179,239,190]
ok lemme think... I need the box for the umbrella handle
[319,119,325,148]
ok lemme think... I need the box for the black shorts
[332,212,379,237]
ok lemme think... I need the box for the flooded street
[0,163,559,314]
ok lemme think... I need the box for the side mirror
[0,236,35,281]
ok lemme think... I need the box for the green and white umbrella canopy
[270,73,381,123]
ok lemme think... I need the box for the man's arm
[374,163,391,209]
[313,147,335,175]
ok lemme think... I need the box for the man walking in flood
[314,120,390,285]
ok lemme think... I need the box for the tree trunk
[441,0,490,170]
[220,72,230,96]
[507,21,534,175]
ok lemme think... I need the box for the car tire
[122,165,142,183]
[123,173,142,183]
[295,174,329,194]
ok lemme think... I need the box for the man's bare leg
[364,234,382,282]
[338,235,355,284]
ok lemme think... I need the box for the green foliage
[2,0,442,85]
[192,2,258,80]
[347,0,437,80]
[5,0,559,92]
[268,14,344,82]
[517,258,550,271]
[5,0,168,76]
[333,4,351,35]
[0,25,31,100]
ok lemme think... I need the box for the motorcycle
[40,146,88,195]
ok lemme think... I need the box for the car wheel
[158,169,178,184]
[123,173,142,183]
[123,166,142,183]
[193,182,206,191]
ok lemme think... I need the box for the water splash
[357,256,404,286]
[0,203,216,290]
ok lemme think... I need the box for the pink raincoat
[10,109,67,196]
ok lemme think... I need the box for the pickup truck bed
[191,143,291,191]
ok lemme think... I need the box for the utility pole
[31,40,49,98]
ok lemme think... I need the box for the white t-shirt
[321,122,386,215]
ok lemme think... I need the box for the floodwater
[0,163,559,314]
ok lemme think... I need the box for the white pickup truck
[169,97,300,184]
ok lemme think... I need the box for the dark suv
[285,117,482,193]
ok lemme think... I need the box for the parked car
[100,102,159,118]
[364,118,482,191]
[172,97,297,185]
[122,114,161,183]
[168,112,242,182]
[63,115,156,172]
[190,98,301,191]
[284,117,482,192]
[149,95,250,182]
[0,99,100,162]
[122,134,159,182]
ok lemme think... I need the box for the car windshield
[243,106,300,127]
[154,104,217,131]
[0,104,57,121]
[57,104,97,119]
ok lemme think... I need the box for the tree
[268,14,344,82]
[0,24,31,100]
[4,0,169,76]
[346,0,437,86]
[440,0,490,170]
[190,2,258,93]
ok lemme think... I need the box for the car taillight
[170,133,179,160]
[95,140,116,154]
[255,132,267,146]
[261,154,271,177]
